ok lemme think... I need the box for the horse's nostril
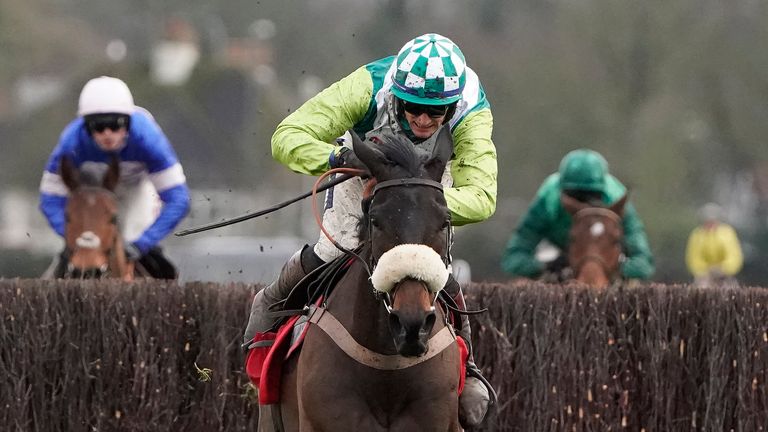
[389,312,404,337]
[421,311,436,338]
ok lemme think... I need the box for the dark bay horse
[59,156,134,280]
[271,128,461,431]
[561,192,627,289]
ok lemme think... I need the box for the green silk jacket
[501,173,655,279]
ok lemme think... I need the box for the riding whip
[174,173,355,236]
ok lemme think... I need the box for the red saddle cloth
[456,335,468,395]
[245,314,309,405]
[246,315,470,404]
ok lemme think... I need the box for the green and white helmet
[391,33,466,106]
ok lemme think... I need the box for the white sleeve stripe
[40,172,69,196]
[149,163,186,192]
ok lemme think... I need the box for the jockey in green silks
[501,149,655,281]
[243,33,497,428]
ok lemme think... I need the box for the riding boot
[242,244,324,346]
[444,275,496,428]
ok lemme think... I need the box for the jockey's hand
[329,146,370,178]
[125,243,142,261]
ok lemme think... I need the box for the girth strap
[307,305,456,370]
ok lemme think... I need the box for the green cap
[559,149,609,192]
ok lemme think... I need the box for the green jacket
[271,56,497,226]
[501,173,655,280]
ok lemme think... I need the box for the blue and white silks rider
[39,107,190,257]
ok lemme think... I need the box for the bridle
[311,168,452,311]
[64,187,121,279]
[569,206,623,280]
[368,177,452,267]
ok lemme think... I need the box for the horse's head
[354,127,453,356]
[562,192,627,289]
[60,156,130,279]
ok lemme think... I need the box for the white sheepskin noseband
[370,244,449,294]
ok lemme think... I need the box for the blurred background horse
[561,192,627,289]
[55,156,134,280]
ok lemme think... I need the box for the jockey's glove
[329,131,372,177]
[329,146,370,177]
[544,253,569,273]
[125,243,142,261]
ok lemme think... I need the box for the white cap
[77,76,135,116]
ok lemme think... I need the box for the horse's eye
[110,215,118,225]
[369,217,379,228]
[65,214,70,223]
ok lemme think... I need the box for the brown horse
[59,156,134,280]
[268,129,461,431]
[561,192,627,289]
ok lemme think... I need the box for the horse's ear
[351,131,386,177]
[102,156,120,191]
[561,192,588,215]
[610,192,629,217]
[59,156,80,191]
[424,125,454,182]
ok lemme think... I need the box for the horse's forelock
[375,135,424,179]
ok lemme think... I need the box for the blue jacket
[39,109,190,255]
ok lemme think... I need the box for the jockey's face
[399,100,452,139]
[403,108,448,139]
[86,114,130,152]
[92,127,128,152]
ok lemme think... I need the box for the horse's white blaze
[370,244,449,294]
[590,222,605,237]
[75,231,101,249]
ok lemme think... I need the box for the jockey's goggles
[85,114,130,134]
[399,99,452,118]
